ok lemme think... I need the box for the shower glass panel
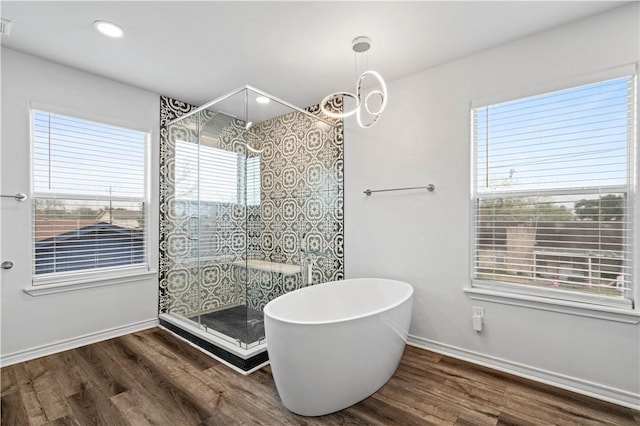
[165,112,202,325]
[163,87,341,350]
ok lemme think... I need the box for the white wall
[0,48,159,363]
[345,4,640,408]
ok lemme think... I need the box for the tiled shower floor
[190,305,265,345]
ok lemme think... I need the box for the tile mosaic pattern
[159,94,344,317]
[248,106,344,310]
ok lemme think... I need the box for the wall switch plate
[472,315,483,332]
[472,306,484,332]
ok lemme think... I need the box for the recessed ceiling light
[256,96,270,104]
[94,20,124,38]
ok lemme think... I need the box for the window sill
[24,269,157,297]
[463,287,640,324]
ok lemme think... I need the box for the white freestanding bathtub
[264,278,413,416]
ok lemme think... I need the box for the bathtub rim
[263,277,414,326]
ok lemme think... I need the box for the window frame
[469,67,638,311]
[29,102,151,286]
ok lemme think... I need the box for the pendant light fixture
[320,36,387,128]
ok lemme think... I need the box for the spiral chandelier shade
[320,36,388,128]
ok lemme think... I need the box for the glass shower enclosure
[159,87,342,359]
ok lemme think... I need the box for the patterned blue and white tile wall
[159,95,344,316]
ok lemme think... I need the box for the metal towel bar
[0,193,27,202]
[364,184,435,196]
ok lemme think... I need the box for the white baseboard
[0,318,159,367]
[407,334,640,411]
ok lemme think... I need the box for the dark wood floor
[1,328,638,425]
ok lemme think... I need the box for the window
[32,110,148,278]
[175,141,238,203]
[472,75,635,308]
[174,140,260,205]
[173,141,260,261]
[247,156,260,206]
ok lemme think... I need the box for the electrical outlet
[472,306,484,318]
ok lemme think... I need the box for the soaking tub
[264,278,413,416]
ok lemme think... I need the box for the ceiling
[0,1,628,109]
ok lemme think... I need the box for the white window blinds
[472,76,634,308]
[32,110,148,277]
[247,156,260,206]
[175,141,239,203]
[174,141,260,205]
